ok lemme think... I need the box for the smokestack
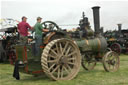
[100,27,104,34]
[117,24,122,35]
[92,6,100,34]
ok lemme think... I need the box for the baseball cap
[37,17,42,20]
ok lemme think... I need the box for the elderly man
[34,17,48,61]
[18,16,32,45]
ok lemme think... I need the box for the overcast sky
[1,0,128,31]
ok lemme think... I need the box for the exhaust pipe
[117,24,122,35]
[92,6,100,34]
[100,27,104,34]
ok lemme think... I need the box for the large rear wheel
[41,38,81,80]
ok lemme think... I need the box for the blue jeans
[35,35,42,57]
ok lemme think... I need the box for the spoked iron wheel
[41,38,81,80]
[110,43,121,54]
[103,51,120,72]
[41,21,60,31]
[82,54,96,71]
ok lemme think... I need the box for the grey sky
[1,0,128,31]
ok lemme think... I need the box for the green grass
[0,54,128,85]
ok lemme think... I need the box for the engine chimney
[117,24,122,35]
[92,6,100,34]
[100,27,104,35]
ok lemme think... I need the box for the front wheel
[81,54,96,71]
[103,51,120,72]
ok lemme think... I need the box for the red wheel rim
[110,43,121,54]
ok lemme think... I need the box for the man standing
[34,17,48,61]
[18,16,32,45]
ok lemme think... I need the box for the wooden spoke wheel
[110,43,121,54]
[41,38,81,80]
[103,51,120,72]
[82,54,96,71]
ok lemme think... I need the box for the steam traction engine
[13,6,120,81]
[104,24,128,54]
[68,6,120,71]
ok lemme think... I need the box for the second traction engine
[71,6,119,71]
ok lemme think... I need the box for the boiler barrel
[76,37,107,52]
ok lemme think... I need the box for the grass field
[0,54,128,85]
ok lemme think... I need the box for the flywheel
[41,38,81,80]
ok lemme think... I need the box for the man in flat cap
[34,17,49,61]
[18,16,33,45]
